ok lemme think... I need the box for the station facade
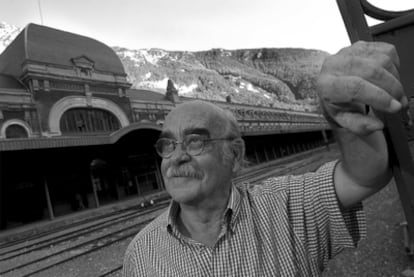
[0,24,331,230]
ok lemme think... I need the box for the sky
[0,0,413,54]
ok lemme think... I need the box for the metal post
[114,177,120,200]
[263,145,270,162]
[43,178,54,220]
[135,175,141,196]
[89,173,100,208]
[292,143,298,154]
[286,144,291,155]
[135,175,140,196]
[321,129,328,144]
[253,145,260,163]
[321,129,330,150]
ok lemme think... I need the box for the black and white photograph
[0,0,414,276]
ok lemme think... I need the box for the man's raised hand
[317,40,407,135]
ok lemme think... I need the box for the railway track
[98,265,123,277]
[0,199,169,261]
[235,156,321,184]
[0,191,169,249]
[0,201,168,277]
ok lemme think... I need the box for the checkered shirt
[123,161,366,276]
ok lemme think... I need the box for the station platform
[0,144,336,245]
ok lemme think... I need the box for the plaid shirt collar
[166,184,241,237]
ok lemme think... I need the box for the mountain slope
[114,47,328,111]
[0,22,328,112]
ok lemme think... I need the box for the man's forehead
[162,101,224,137]
[162,114,216,137]
[160,127,211,138]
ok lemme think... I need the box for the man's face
[159,102,233,206]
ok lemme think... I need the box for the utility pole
[37,0,44,25]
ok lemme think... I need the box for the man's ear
[232,159,241,173]
[231,139,245,173]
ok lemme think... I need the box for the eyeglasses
[154,134,233,158]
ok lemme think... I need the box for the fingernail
[370,121,383,130]
[390,99,402,111]
[365,119,382,131]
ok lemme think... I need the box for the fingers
[322,54,404,105]
[317,40,407,134]
[319,75,402,113]
[335,111,384,135]
[330,51,400,82]
[339,40,400,70]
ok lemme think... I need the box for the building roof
[126,88,168,102]
[0,23,126,77]
[0,74,26,90]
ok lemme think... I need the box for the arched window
[5,124,29,138]
[60,108,121,135]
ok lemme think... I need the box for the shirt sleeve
[286,160,366,267]
[122,237,146,277]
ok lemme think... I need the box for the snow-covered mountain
[114,47,328,111]
[0,22,329,111]
[0,22,21,54]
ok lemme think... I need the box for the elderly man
[123,41,406,276]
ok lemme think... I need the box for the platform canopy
[0,122,162,151]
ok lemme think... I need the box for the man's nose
[169,143,191,163]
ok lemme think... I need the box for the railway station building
[0,24,331,230]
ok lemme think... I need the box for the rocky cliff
[114,47,328,111]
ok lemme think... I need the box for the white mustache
[166,164,204,179]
